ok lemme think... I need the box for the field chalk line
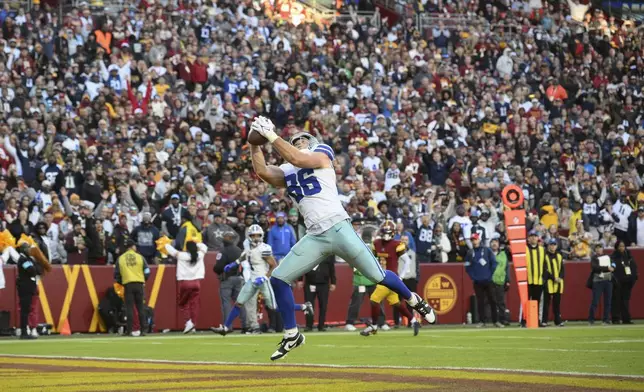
[0,354,643,380]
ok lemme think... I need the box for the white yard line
[1,338,642,354]
[1,353,643,380]
[0,324,640,344]
[586,339,644,344]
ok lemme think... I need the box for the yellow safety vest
[545,252,564,294]
[118,250,145,285]
[526,245,545,286]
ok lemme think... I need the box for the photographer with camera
[430,223,451,263]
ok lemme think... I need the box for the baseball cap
[288,208,298,217]
[547,238,557,245]
[171,194,180,200]
[248,200,258,206]
[270,198,279,204]
[528,230,538,236]
[471,233,480,240]
[276,212,286,219]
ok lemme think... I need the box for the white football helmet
[247,224,264,246]
[290,132,319,151]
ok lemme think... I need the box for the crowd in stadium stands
[0,0,641,318]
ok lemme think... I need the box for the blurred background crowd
[0,0,643,267]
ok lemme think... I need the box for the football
[247,129,268,145]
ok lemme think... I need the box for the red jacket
[191,61,208,84]
[127,80,153,115]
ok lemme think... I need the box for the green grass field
[1,324,643,391]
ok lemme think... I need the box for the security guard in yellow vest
[523,230,545,326]
[115,239,150,336]
[543,238,565,327]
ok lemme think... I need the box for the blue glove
[223,262,238,273]
[253,276,267,287]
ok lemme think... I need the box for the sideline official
[524,230,545,327]
[115,239,150,336]
[543,239,565,326]
[213,233,246,330]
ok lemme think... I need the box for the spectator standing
[165,241,207,334]
[64,222,87,261]
[612,194,633,245]
[416,214,434,264]
[430,223,451,263]
[130,212,160,265]
[465,233,501,328]
[299,254,336,332]
[490,238,510,326]
[162,194,185,239]
[524,230,545,327]
[212,233,246,331]
[109,214,131,259]
[114,240,150,336]
[267,212,296,262]
[204,212,239,252]
[287,209,306,241]
[628,206,644,247]
[610,241,638,325]
[543,239,565,327]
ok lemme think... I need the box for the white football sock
[285,327,299,337]
[407,293,419,306]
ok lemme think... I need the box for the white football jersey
[280,144,349,235]
[245,243,273,279]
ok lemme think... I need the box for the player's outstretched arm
[255,116,329,169]
[250,144,286,188]
[272,138,329,169]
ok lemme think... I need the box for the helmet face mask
[290,132,319,151]
[249,234,263,245]
[247,224,264,246]
[380,220,395,241]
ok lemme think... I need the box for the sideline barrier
[1,253,642,332]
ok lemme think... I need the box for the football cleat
[345,324,357,331]
[303,302,315,318]
[270,332,305,361]
[410,293,436,324]
[412,320,420,336]
[360,324,377,337]
[211,325,231,336]
[183,320,195,334]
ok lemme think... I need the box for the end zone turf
[1,325,643,391]
[0,356,643,392]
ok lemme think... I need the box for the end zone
[0,355,642,392]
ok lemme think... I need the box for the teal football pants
[236,280,277,309]
[271,220,385,284]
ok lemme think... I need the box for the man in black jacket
[298,255,336,332]
[212,233,246,331]
[109,214,131,259]
[11,244,40,339]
